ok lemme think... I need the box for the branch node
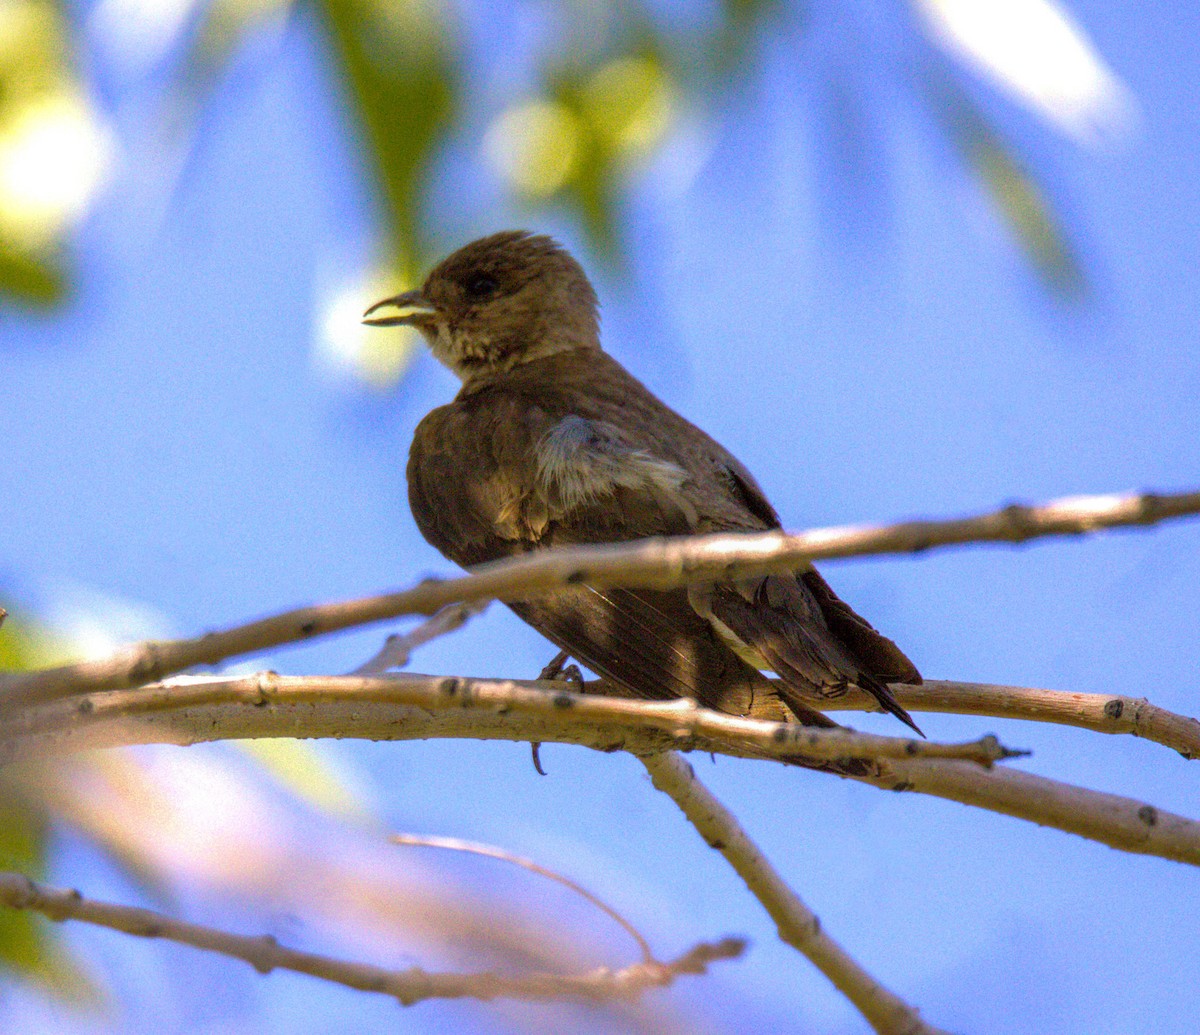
[253,670,277,706]
[254,934,279,973]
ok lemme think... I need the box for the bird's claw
[537,649,571,682]
[530,742,547,776]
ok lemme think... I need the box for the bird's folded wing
[798,568,922,686]
[509,584,839,727]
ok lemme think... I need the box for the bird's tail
[855,671,924,737]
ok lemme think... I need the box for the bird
[363,230,922,736]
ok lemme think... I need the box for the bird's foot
[538,649,570,681]
[538,649,583,686]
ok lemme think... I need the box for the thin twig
[350,601,489,675]
[0,870,744,1005]
[641,752,949,1035]
[2,487,1196,707]
[5,672,1198,867]
[391,833,654,962]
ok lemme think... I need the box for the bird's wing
[431,411,822,726]
[797,567,922,686]
[509,586,837,723]
[683,461,924,731]
[518,413,837,720]
[410,401,890,731]
[524,412,914,730]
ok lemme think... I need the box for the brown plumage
[364,230,923,735]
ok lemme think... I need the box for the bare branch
[350,601,489,675]
[585,676,1200,763]
[0,870,743,1005]
[887,681,1200,760]
[2,487,1196,707]
[5,672,1198,867]
[859,757,1200,863]
[641,752,950,1035]
[4,671,1021,768]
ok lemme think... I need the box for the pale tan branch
[860,758,1199,862]
[773,680,1200,761]
[586,676,1200,763]
[641,752,948,1035]
[0,870,743,1005]
[890,681,1200,760]
[4,671,1019,768]
[5,673,1198,867]
[350,601,489,675]
[3,487,1196,707]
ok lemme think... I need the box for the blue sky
[2,1,1198,1032]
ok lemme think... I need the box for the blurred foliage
[0,596,377,1007]
[509,44,677,261]
[0,787,100,1003]
[237,737,374,822]
[0,605,99,1004]
[314,0,459,279]
[925,72,1085,296]
[0,781,100,1005]
[0,0,109,305]
[0,599,72,671]
[1,0,1125,320]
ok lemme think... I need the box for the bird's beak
[362,289,439,327]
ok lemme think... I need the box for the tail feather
[856,670,924,737]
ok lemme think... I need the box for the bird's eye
[464,273,499,299]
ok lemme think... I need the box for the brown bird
[364,231,922,735]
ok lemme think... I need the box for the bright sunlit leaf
[484,100,583,197]
[237,739,373,822]
[914,0,1136,144]
[88,0,201,78]
[39,582,173,663]
[0,0,110,301]
[581,55,676,161]
[0,95,111,251]
[313,267,421,388]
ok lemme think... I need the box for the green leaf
[924,74,1087,298]
[0,600,72,671]
[317,0,459,277]
[0,788,100,1005]
[0,0,106,305]
[499,37,678,269]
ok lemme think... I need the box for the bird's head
[363,231,600,381]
